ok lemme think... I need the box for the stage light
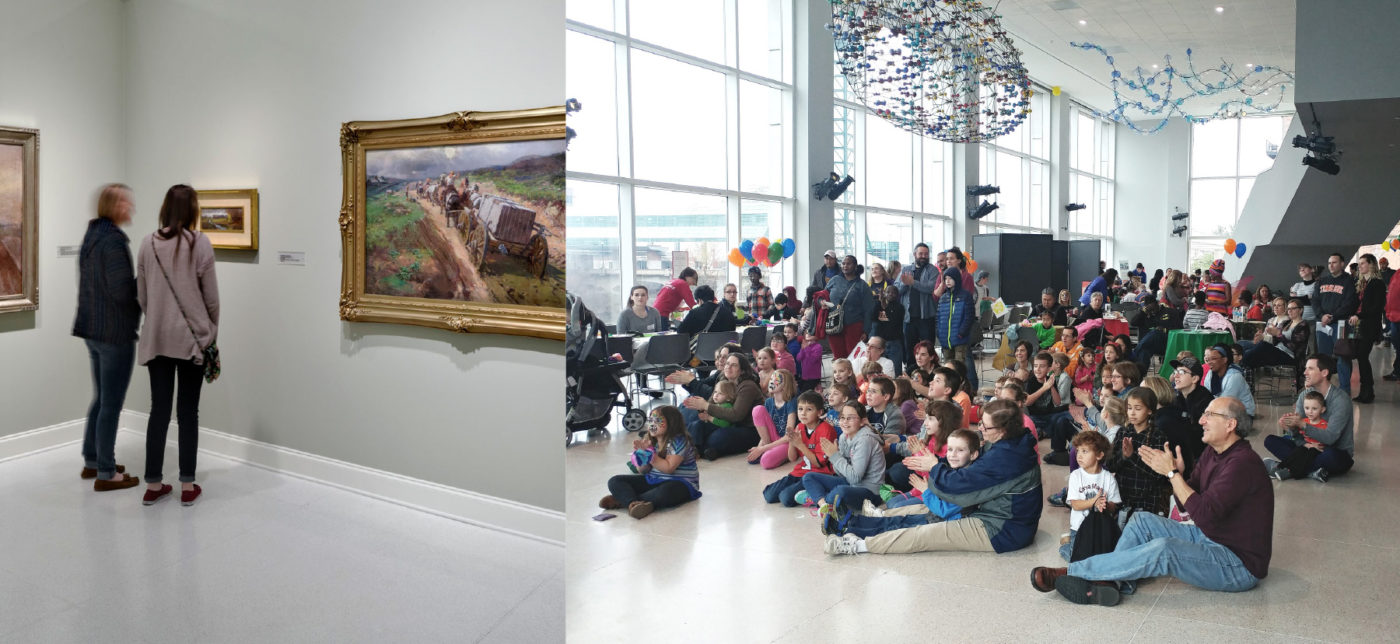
[969,200,999,220]
[1291,134,1335,155]
[828,175,856,200]
[1171,211,1190,221]
[1065,203,1086,211]
[967,184,1001,196]
[1172,225,1188,236]
[813,172,857,201]
[1302,155,1340,175]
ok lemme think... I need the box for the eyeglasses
[978,420,1000,431]
[1173,369,1193,377]
[1201,410,1232,421]
[1287,306,1302,310]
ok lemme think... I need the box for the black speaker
[972,233,1054,305]
[1068,240,1103,298]
[1050,241,1069,293]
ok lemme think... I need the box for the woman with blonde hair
[73,183,142,491]
[1351,253,1385,403]
[137,185,220,506]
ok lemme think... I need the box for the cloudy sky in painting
[367,139,564,180]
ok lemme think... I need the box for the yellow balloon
[1051,86,1062,96]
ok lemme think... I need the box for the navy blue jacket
[927,430,1043,553]
[72,218,140,344]
[935,267,975,348]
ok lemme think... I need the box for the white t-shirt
[1068,468,1122,532]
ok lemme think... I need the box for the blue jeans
[82,339,135,478]
[1388,320,1400,375]
[1132,329,1168,371]
[884,492,925,510]
[883,340,904,377]
[1315,323,1352,393]
[1059,529,1077,562]
[801,472,881,514]
[1263,434,1354,477]
[1068,512,1259,592]
[839,510,941,538]
[762,474,806,507]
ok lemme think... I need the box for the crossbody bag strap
[701,302,722,333]
[150,234,206,352]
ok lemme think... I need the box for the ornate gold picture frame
[0,126,38,314]
[339,107,566,340]
[195,189,259,250]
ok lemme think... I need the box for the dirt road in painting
[409,192,492,302]
[0,239,19,295]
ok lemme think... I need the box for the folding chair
[693,331,739,367]
[631,333,692,407]
[739,326,767,353]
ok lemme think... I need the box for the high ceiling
[994,0,1296,115]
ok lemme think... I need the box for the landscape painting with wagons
[363,138,565,307]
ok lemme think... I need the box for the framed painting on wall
[0,126,38,314]
[195,189,258,250]
[338,107,566,340]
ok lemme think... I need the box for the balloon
[1235,243,1247,258]
[782,238,796,258]
[1224,239,1236,253]
[768,242,784,265]
[753,243,768,266]
[739,239,754,262]
[967,259,978,273]
[728,248,745,267]
[757,237,770,248]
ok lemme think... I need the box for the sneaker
[142,484,173,506]
[1030,566,1068,592]
[1308,468,1330,483]
[861,499,885,517]
[1054,575,1122,606]
[1059,532,1073,546]
[702,448,720,461]
[1263,458,1279,473]
[823,533,862,556]
[627,500,654,519]
[820,506,855,536]
[180,484,202,506]
[1271,467,1292,481]
[1382,372,1400,381]
[793,490,810,506]
[1047,491,1069,508]
[598,495,623,510]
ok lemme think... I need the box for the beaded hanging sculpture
[830,0,1032,143]
[1070,42,1294,134]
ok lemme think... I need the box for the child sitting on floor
[755,347,778,392]
[769,334,796,376]
[831,358,856,391]
[825,382,856,425]
[894,377,919,432]
[797,401,884,516]
[1059,430,1120,561]
[857,360,884,404]
[763,391,837,506]
[748,369,799,469]
[1269,390,1329,481]
[878,399,963,506]
[706,380,736,429]
[784,322,802,359]
[865,376,905,441]
[824,428,981,537]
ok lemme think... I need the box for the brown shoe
[1031,566,1068,592]
[599,495,623,510]
[627,500,654,520]
[80,465,125,480]
[93,473,140,491]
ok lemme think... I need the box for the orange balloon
[1224,239,1237,253]
[728,248,745,267]
[967,259,979,273]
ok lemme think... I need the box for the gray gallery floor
[567,349,1400,643]
[0,443,562,643]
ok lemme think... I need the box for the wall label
[57,245,80,258]
[278,251,306,266]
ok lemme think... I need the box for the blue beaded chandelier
[1070,42,1294,134]
[830,0,1032,143]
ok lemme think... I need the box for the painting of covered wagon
[459,194,549,279]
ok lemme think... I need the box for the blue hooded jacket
[926,430,1043,553]
[935,266,975,348]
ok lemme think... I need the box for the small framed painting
[196,189,258,250]
[0,125,38,314]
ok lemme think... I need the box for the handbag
[686,303,724,367]
[824,284,856,335]
[151,237,221,383]
[1069,507,1122,562]
[1331,321,1357,358]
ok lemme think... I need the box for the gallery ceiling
[994,0,1296,114]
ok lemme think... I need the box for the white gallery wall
[1112,119,1190,272]
[2,0,565,518]
[0,0,128,434]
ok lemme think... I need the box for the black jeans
[144,356,204,484]
[688,419,759,458]
[607,474,693,509]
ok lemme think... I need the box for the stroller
[566,292,647,444]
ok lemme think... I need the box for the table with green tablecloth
[1159,330,1236,377]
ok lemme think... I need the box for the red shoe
[142,484,173,506]
[180,484,202,506]
[81,465,125,480]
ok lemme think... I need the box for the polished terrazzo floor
[0,438,562,643]
[566,348,1400,643]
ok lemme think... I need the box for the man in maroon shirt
[1030,396,1273,606]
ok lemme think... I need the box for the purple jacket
[796,342,823,381]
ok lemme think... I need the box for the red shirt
[789,421,838,477]
[653,278,696,316]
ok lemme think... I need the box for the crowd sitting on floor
[594,246,1394,607]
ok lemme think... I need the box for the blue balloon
[740,239,754,261]
[1235,243,1247,258]
[782,238,796,258]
